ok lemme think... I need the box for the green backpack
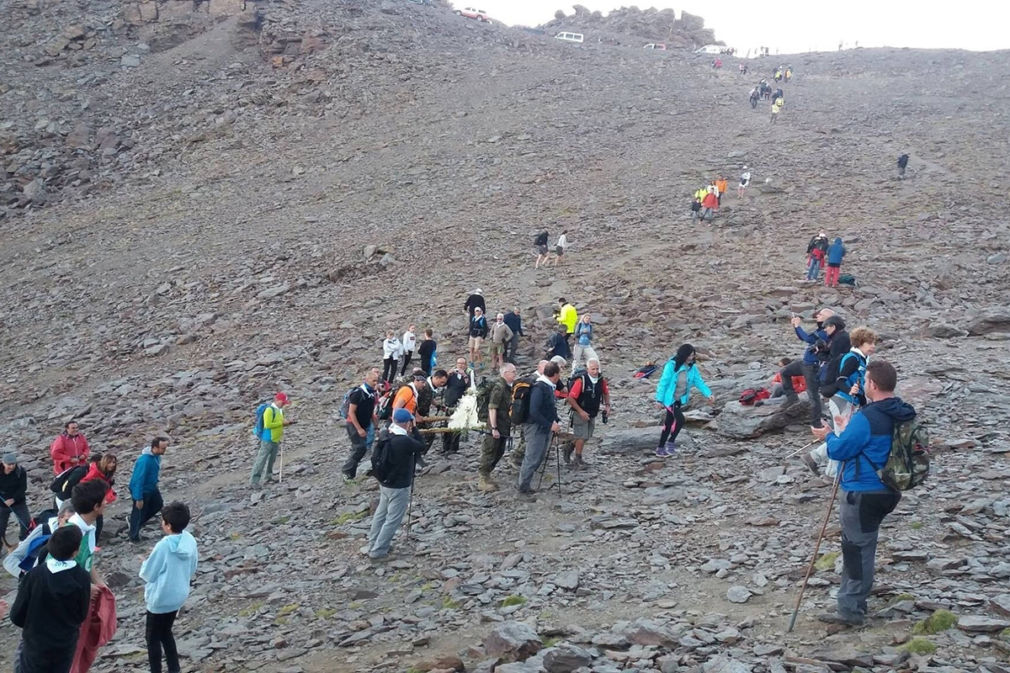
[867,417,930,491]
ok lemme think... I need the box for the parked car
[643,43,666,50]
[456,7,491,23]
[554,32,584,44]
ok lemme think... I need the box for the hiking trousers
[658,403,685,448]
[382,357,398,383]
[517,424,551,491]
[367,485,410,557]
[825,264,841,287]
[129,489,163,541]
[571,344,598,374]
[0,500,31,542]
[780,360,823,427]
[837,489,900,619]
[250,439,279,485]
[479,432,509,478]
[146,610,180,673]
[806,258,821,280]
[342,423,372,479]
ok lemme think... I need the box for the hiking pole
[278,443,284,484]
[787,470,841,632]
[786,439,819,459]
[555,435,562,496]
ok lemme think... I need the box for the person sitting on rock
[780,308,833,427]
[769,358,807,400]
[654,344,715,457]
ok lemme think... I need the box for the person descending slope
[654,344,714,456]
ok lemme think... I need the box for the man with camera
[780,308,834,429]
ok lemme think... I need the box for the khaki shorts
[572,414,595,439]
[490,341,505,355]
[468,336,484,350]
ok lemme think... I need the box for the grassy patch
[542,636,562,648]
[276,603,299,617]
[814,551,839,571]
[890,593,916,604]
[315,607,337,619]
[238,600,264,617]
[999,627,1010,640]
[501,595,527,607]
[228,532,242,541]
[912,609,957,635]
[441,596,460,610]
[909,521,924,530]
[272,515,290,525]
[330,511,366,525]
[902,637,936,655]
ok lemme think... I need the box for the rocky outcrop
[539,5,718,47]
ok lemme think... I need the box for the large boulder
[599,427,694,454]
[484,621,542,663]
[966,312,1010,335]
[542,644,593,673]
[713,400,809,439]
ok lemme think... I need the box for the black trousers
[129,489,163,541]
[780,360,824,427]
[146,610,179,673]
[402,350,413,372]
[658,403,685,446]
[382,357,398,382]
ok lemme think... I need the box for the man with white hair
[488,313,514,371]
[478,363,517,492]
[566,358,610,468]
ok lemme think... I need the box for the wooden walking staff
[787,470,841,632]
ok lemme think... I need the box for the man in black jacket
[463,288,485,319]
[502,307,523,364]
[10,525,91,672]
[363,408,424,560]
[517,362,562,495]
[0,452,32,544]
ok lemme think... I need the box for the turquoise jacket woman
[655,354,712,407]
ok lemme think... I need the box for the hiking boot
[654,446,669,457]
[358,544,371,556]
[563,444,574,464]
[817,611,864,627]
[572,454,588,469]
[342,472,355,483]
[665,441,677,455]
[801,453,821,477]
[477,475,498,492]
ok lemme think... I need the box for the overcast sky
[451,1,1010,54]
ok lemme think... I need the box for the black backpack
[567,370,604,417]
[50,465,88,499]
[509,375,535,425]
[365,430,393,483]
[534,231,548,246]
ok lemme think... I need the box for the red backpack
[739,388,771,406]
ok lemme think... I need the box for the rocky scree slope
[1,1,1010,672]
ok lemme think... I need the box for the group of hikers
[2,427,197,673]
[689,167,752,221]
[803,231,848,285]
[747,66,789,121]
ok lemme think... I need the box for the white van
[554,32,584,44]
[694,44,723,55]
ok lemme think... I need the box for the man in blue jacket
[517,361,562,495]
[781,308,833,428]
[128,437,169,542]
[811,360,913,626]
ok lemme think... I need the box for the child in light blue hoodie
[139,501,198,673]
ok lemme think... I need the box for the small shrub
[902,637,936,655]
[501,595,527,607]
[912,609,957,635]
[909,521,924,530]
[814,551,839,571]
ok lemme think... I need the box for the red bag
[739,388,771,406]
[71,585,117,673]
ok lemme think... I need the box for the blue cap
[392,408,414,424]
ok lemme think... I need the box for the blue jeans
[806,258,821,280]
[367,486,410,557]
